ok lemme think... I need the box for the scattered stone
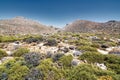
[71,59,81,66]
[73,50,82,56]
[96,63,107,70]
[97,49,108,54]
[6,51,13,56]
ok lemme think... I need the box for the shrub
[23,36,43,43]
[59,55,73,68]
[44,38,58,46]
[98,76,113,80]
[24,52,41,67]
[0,66,8,80]
[52,53,64,62]
[1,36,18,42]
[79,51,105,63]
[0,57,29,80]
[37,59,64,80]
[104,54,120,74]
[25,68,44,80]
[66,64,115,80]
[77,46,97,52]
[0,49,7,59]
[13,48,29,57]
[8,64,29,80]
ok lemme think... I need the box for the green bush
[8,64,29,80]
[0,49,7,59]
[23,35,43,43]
[44,38,58,46]
[66,64,115,80]
[13,48,29,57]
[37,59,64,80]
[59,55,73,68]
[0,57,29,80]
[1,36,19,42]
[79,51,105,63]
[77,46,97,52]
[52,53,64,62]
[104,54,120,74]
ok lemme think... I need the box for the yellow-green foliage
[79,51,105,63]
[37,59,64,80]
[13,48,29,57]
[0,58,29,80]
[66,64,115,80]
[77,46,97,52]
[59,55,73,68]
[98,76,113,80]
[0,49,7,59]
[8,63,29,80]
[0,36,19,42]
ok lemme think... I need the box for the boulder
[71,59,81,66]
[73,50,82,56]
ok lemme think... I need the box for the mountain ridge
[0,16,57,35]
[64,19,120,34]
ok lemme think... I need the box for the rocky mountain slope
[64,20,120,34]
[0,16,56,35]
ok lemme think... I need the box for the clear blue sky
[0,0,120,27]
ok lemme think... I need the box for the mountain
[0,16,56,35]
[64,20,120,34]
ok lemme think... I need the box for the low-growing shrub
[13,48,29,57]
[37,59,64,80]
[24,52,41,67]
[0,49,7,59]
[23,36,43,43]
[79,51,105,63]
[52,53,64,62]
[8,64,29,80]
[66,64,116,80]
[77,46,97,52]
[59,55,73,68]
[44,38,58,46]
[25,68,44,80]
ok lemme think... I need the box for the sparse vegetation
[0,32,120,80]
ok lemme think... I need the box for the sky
[0,0,120,27]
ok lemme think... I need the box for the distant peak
[13,16,25,19]
[107,20,117,23]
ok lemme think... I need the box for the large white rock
[97,49,108,54]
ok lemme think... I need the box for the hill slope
[64,20,120,34]
[0,16,56,35]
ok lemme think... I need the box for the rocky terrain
[0,32,120,80]
[0,16,57,35]
[65,20,120,34]
[0,17,120,80]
